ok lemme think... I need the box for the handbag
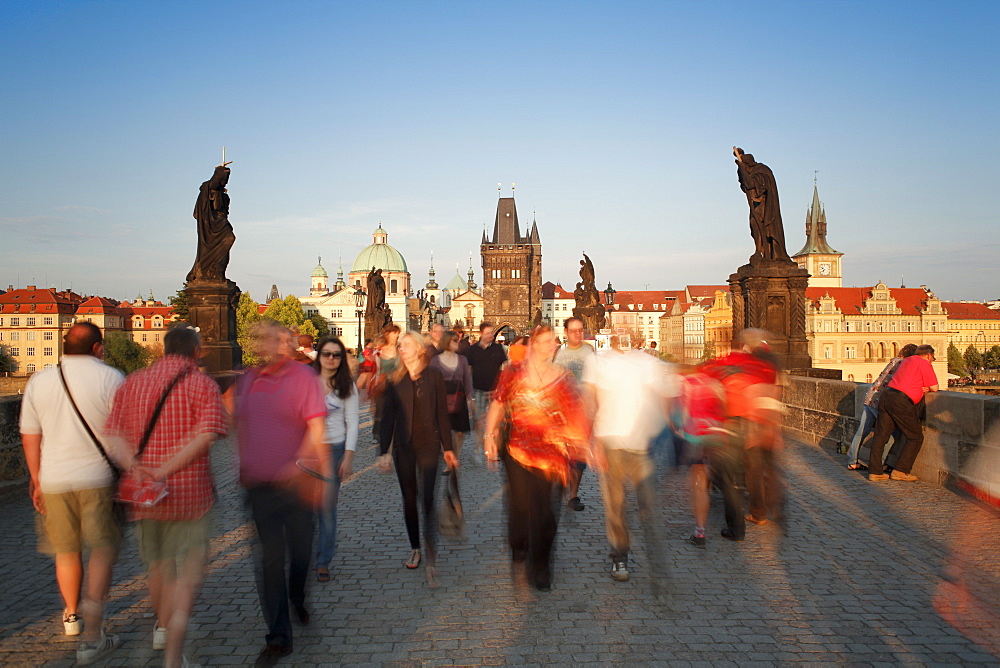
[445,378,465,415]
[438,469,464,539]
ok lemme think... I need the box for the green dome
[352,225,408,273]
[312,264,328,278]
[444,271,468,291]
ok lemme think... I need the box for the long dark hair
[312,336,354,400]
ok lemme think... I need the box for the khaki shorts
[137,513,211,566]
[40,487,122,555]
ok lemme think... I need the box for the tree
[308,313,330,338]
[964,345,984,372]
[236,292,263,367]
[168,289,190,321]
[701,339,716,361]
[103,332,151,374]
[262,294,309,330]
[986,345,1000,370]
[947,343,967,377]
[0,345,16,373]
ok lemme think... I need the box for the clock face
[818,262,831,276]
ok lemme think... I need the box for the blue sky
[2,1,998,303]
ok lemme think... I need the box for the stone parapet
[783,375,1000,499]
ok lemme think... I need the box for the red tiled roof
[942,302,1000,319]
[686,285,729,299]
[805,286,933,315]
[77,296,122,314]
[542,281,574,299]
[0,288,83,314]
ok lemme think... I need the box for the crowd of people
[22,317,796,666]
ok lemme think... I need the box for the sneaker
[63,611,81,636]
[868,473,890,481]
[721,528,745,542]
[890,470,918,482]
[687,533,706,548]
[611,561,629,582]
[153,624,168,650]
[77,632,120,665]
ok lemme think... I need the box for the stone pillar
[728,260,811,370]
[185,279,242,373]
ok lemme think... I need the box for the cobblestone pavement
[2,405,1000,666]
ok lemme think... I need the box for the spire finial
[497,182,501,198]
[318,255,322,265]
[814,170,818,186]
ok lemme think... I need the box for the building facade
[540,281,576,342]
[480,196,542,339]
[942,302,1000,353]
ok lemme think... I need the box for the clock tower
[792,182,843,288]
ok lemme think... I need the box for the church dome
[351,224,408,273]
[311,257,328,278]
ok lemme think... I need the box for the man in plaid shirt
[105,326,227,668]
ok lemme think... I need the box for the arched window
[866,374,873,383]
[848,374,855,382]
[865,343,873,360]
[877,342,885,359]
[892,342,898,357]
[26,363,36,373]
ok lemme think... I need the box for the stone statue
[571,252,606,334]
[734,147,789,263]
[366,267,385,314]
[186,163,236,283]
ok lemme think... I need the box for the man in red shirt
[235,322,327,666]
[105,325,227,668]
[867,345,939,482]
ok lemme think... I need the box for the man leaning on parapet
[19,322,125,665]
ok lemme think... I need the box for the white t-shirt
[20,355,124,493]
[582,349,679,447]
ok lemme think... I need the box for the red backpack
[676,372,727,444]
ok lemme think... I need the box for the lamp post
[604,282,616,306]
[354,286,367,357]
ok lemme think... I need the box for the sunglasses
[319,351,343,358]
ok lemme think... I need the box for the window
[845,346,857,359]
[823,346,832,359]
[333,326,343,336]
[26,332,35,340]
[43,347,53,356]
[11,318,19,326]
[26,347,35,356]
[43,317,53,325]
[512,269,521,279]
[931,321,937,332]
[0,332,2,341]
[866,374,873,383]
[26,317,36,326]
[43,332,53,340]
[26,363,36,373]
[155,334,160,342]
[492,269,501,279]
[848,374,855,382]
[10,332,19,341]
[10,347,19,356]
[142,333,147,342]
[152,317,163,329]
[331,309,343,318]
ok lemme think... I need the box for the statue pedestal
[185,279,242,373]
[728,260,811,370]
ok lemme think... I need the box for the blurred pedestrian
[425,322,445,358]
[368,324,401,442]
[377,331,458,585]
[311,336,359,583]
[554,316,595,511]
[235,322,328,666]
[430,330,474,471]
[104,325,227,668]
[466,322,508,462]
[583,335,674,591]
[485,325,590,592]
[19,322,124,664]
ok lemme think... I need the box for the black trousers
[504,455,561,588]
[745,446,784,523]
[393,443,438,559]
[708,435,745,539]
[869,388,924,474]
[247,485,314,649]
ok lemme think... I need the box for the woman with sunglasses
[311,336,359,583]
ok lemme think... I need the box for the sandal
[316,568,330,582]
[847,462,868,471]
[405,549,421,569]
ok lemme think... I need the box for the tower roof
[445,271,468,290]
[794,184,840,256]
[312,256,328,278]
[489,197,528,245]
[352,225,408,273]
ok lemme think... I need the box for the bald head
[64,322,103,357]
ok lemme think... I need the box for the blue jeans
[315,442,345,568]
[846,405,902,466]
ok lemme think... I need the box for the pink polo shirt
[236,358,326,486]
[887,356,937,404]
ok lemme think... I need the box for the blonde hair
[393,330,428,383]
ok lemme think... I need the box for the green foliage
[236,292,263,367]
[308,313,330,338]
[168,289,190,321]
[262,294,309,330]
[986,345,1000,370]
[103,332,151,374]
[0,345,16,373]
[947,343,967,377]
[701,340,715,361]
[964,345,984,371]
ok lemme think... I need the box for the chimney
[27,285,36,290]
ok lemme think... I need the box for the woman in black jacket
[377,331,458,584]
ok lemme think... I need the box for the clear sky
[2,1,998,303]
